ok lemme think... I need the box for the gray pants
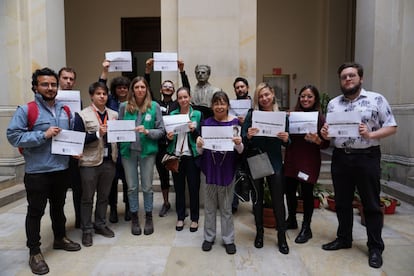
[80,160,115,233]
[203,180,235,245]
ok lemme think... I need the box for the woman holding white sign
[165,87,202,232]
[196,91,244,255]
[284,85,330,244]
[241,82,290,254]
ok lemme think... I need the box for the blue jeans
[122,151,156,213]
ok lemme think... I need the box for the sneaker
[29,253,49,275]
[202,240,213,251]
[159,203,171,217]
[94,226,115,238]
[225,243,237,254]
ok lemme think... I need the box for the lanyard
[92,105,108,126]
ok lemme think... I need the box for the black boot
[131,212,141,235]
[285,216,298,230]
[109,205,118,223]
[277,231,289,254]
[295,223,312,244]
[124,201,131,221]
[144,212,154,235]
[254,227,264,248]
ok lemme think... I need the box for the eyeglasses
[162,85,174,90]
[38,82,58,88]
[340,73,358,80]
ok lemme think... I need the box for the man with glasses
[7,67,81,275]
[144,58,190,217]
[320,62,397,269]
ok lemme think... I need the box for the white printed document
[51,129,85,156]
[252,111,286,137]
[229,99,251,117]
[153,52,178,71]
[163,114,190,134]
[326,111,361,137]
[56,90,81,116]
[107,120,136,142]
[202,126,234,151]
[288,111,318,134]
[105,51,132,72]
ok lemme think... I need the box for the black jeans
[252,172,286,232]
[331,147,384,252]
[172,156,200,222]
[24,169,69,255]
[285,176,314,224]
[155,145,171,191]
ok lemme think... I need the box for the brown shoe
[53,237,81,251]
[29,253,49,275]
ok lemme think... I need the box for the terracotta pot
[358,204,385,226]
[384,198,398,214]
[296,198,320,213]
[263,207,276,228]
[327,197,336,211]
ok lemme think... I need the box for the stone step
[381,180,414,206]
[0,175,16,191]
[0,183,25,208]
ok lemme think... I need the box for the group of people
[6,61,397,275]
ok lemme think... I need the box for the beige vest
[79,106,118,167]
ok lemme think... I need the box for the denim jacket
[7,93,73,173]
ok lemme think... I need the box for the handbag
[246,151,274,180]
[161,154,180,173]
[234,167,252,202]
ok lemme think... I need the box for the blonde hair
[253,82,279,111]
[126,76,152,113]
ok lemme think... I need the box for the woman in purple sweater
[284,85,330,243]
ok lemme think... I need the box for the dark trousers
[331,147,384,252]
[252,172,286,232]
[156,146,171,191]
[24,169,69,255]
[285,177,314,224]
[108,157,128,207]
[68,157,81,226]
[80,160,115,233]
[172,156,200,222]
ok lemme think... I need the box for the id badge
[145,114,152,121]
[104,147,109,157]
[297,171,309,181]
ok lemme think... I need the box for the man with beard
[320,62,397,269]
[7,68,81,275]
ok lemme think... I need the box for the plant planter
[383,198,398,214]
[358,204,385,226]
[263,207,276,228]
[327,197,336,211]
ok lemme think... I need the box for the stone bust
[191,64,220,107]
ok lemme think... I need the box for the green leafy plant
[320,92,331,116]
[381,160,396,182]
[380,196,400,207]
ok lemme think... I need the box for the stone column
[0,0,67,183]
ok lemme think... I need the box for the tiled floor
[0,192,413,276]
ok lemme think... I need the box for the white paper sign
[56,90,81,116]
[288,111,318,134]
[163,114,190,134]
[229,99,251,117]
[252,111,286,137]
[105,51,132,72]
[202,126,234,151]
[153,52,178,71]
[326,111,361,137]
[107,120,136,142]
[51,129,85,155]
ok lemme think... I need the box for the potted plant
[326,190,336,211]
[320,92,331,116]
[380,196,400,214]
[296,183,326,213]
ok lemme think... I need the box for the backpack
[18,101,71,154]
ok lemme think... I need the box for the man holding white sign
[7,68,81,275]
[320,62,397,269]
